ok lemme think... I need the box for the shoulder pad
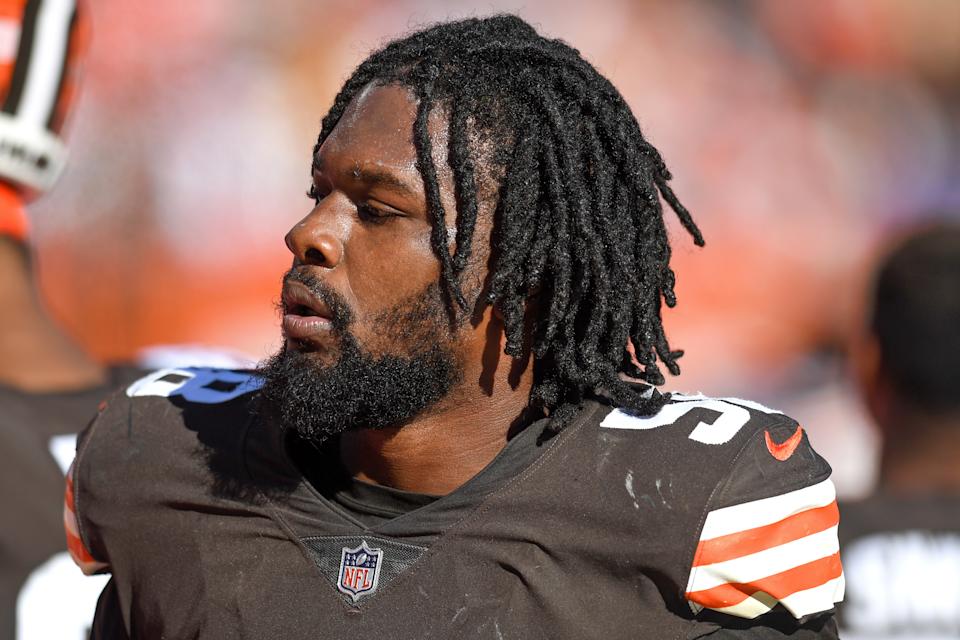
[678,398,843,621]
[71,368,263,572]
[598,392,843,621]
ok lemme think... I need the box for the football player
[0,1,118,637]
[69,15,844,638]
[841,223,960,639]
[0,2,251,637]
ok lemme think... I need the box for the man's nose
[284,206,345,268]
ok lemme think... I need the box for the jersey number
[600,394,782,445]
[125,367,262,404]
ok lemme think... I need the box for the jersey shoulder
[600,391,794,447]
[598,392,831,504]
[78,366,263,456]
[591,391,843,626]
[68,367,264,573]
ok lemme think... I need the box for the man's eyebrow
[312,158,417,198]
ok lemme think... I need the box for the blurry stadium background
[27,0,960,499]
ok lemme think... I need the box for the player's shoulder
[585,390,843,625]
[78,367,264,472]
[598,390,796,448]
[96,365,262,420]
[69,367,266,577]
[594,390,830,491]
[589,387,834,511]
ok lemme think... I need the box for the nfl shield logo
[337,541,383,602]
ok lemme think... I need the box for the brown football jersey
[71,368,844,639]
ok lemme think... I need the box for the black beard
[255,274,462,446]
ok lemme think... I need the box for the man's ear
[850,329,890,431]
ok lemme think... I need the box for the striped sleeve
[685,477,844,620]
[64,460,109,575]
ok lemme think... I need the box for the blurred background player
[0,2,251,637]
[0,2,112,637]
[0,0,97,390]
[839,222,960,639]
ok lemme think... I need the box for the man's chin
[255,339,461,446]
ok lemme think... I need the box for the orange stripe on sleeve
[64,468,76,511]
[693,501,840,567]
[65,522,95,563]
[64,461,107,574]
[686,552,843,610]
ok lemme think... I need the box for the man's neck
[0,238,104,391]
[339,342,537,496]
[880,410,960,495]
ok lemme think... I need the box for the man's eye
[357,203,395,224]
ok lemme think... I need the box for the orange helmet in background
[0,0,89,239]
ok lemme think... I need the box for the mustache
[281,269,354,330]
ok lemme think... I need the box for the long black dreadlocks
[313,14,704,427]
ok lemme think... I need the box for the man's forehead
[313,81,499,223]
[314,83,462,188]
[315,84,424,173]
[326,84,419,148]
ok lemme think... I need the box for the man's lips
[281,281,334,341]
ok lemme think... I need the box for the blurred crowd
[27,0,960,499]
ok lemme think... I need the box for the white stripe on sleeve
[699,478,836,541]
[704,575,846,620]
[687,525,840,593]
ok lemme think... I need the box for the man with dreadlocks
[68,15,843,639]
